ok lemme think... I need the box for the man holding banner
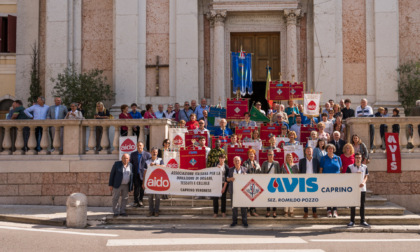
[144,147,164,217]
[227,156,248,227]
[130,141,151,208]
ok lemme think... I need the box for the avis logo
[291,153,299,163]
[146,169,170,191]
[241,179,264,201]
[166,159,178,168]
[307,101,317,110]
[173,135,183,146]
[120,139,136,152]
[267,178,318,193]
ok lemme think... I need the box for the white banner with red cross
[163,151,180,168]
[169,127,188,149]
[303,93,321,116]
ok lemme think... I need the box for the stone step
[106,211,420,226]
[126,202,405,216]
[139,195,388,207]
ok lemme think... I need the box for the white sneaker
[327,210,332,218]
[333,210,338,218]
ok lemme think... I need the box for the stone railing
[345,117,420,153]
[0,119,171,155]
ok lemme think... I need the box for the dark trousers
[266,207,277,212]
[232,207,247,224]
[351,191,366,222]
[213,190,227,214]
[369,124,374,149]
[120,129,128,136]
[304,207,317,213]
[133,126,140,141]
[133,176,144,204]
[35,126,43,151]
[96,126,103,150]
[23,127,30,151]
[327,207,337,211]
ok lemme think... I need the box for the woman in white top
[65,103,84,119]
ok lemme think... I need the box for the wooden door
[230,33,280,89]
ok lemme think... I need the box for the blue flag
[231,52,253,96]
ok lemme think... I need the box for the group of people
[109,96,377,228]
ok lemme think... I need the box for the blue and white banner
[231,52,253,96]
[232,174,361,207]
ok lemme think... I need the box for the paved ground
[1,221,420,252]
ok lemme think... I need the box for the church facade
[1,0,420,115]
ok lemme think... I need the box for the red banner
[258,150,284,167]
[260,125,282,147]
[300,126,317,147]
[268,81,304,101]
[227,147,250,167]
[235,127,254,142]
[226,99,249,120]
[179,148,207,170]
[185,132,209,148]
[385,133,401,173]
[211,136,230,148]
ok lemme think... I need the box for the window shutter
[7,15,16,53]
[0,17,5,52]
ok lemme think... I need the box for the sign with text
[211,136,230,148]
[283,145,304,164]
[208,106,226,118]
[185,132,209,148]
[300,126,317,147]
[144,166,222,197]
[119,136,137,160]
[179,148,206,170]
[232,174,361,207]
[226,99,248,120]
[243,141,262,161]
[169,127,188,149]
[268,81,304,101]
[227,147,250,167]
[235,127,254,142]
[385,133,401,173]
[260,125,282,147]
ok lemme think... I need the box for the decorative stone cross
[146,56,169,96]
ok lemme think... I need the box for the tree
[51,65,115,118]
[28,43,41,106]
[397,61,420,115]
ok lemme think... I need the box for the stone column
[284,9,301,82]
[210,10,227,106]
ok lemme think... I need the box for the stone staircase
[106,190,420,226]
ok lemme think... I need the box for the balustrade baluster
[399,123,409,153]
[99,126,110,154]
[411,123,420,153]
[1,126,12,155]
[128,126,133,136]
[139,126,145,144]
[86,126,97,154]
[38,126,50,155]
[26,126,37,155]
[14,126,25,155]
[51,126,61,155]
[373,124,383,153]
[112,125,120,154]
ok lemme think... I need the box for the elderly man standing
[24,96,50,152]
[196,98,209,121]
[155,104,165,119]
[227,156,248,227]
[47,97,68,153]
[179,101,192,122]
[109,153,133,217]
[130,141,151,208]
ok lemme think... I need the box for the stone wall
[399,0,420,64]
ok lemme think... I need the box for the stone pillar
[15,0,40,101]
[113,0,139,108]
[284,9,300,82]
[210,10,227,106]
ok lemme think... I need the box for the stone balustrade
[0,119,171,155]
[345,117,420,153]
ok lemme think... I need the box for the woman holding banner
[212,154,229,218]
[281,153,299,217]
[262,150,281,218]
[286,131,299,146]
[186,113,199,130]
[243,149,261,217]
[320,144,342,218]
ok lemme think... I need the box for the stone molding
[209,9,227,26]
[284,8,301,25]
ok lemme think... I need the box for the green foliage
[397,61,420,115]
[51,65,115,118]
[28,43,41,106]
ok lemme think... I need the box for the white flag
[283,144,304,164]
[163,151,179,168]
[169,128,188,149]
[304,93,321,116]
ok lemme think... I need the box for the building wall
[399,0,420,64]
[0,2,17,99]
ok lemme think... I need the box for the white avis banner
[232,174,361,207]
[304,93,321,116]
[169,128,188,149]
[144,166,222,197]
[283,145,304,164]
[163,151,180,168]
[119,136,137,160]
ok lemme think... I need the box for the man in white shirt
[227,156,248,227]
[163,104,175,119]
[355,98,373,117]
[255,102,266,115]
[197,136,211,161]
[24,96,50,152]
[194,120,210,141]
[299,147,320,218]
[346,152,369,227]
[196,98,209,121]
[155,104,165,119]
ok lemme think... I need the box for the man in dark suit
[109,153,133,217]
[130,141,151,207]
[329,131,346,156]
[299,146,321,218]
[227,156,248,227]
[47,97,68,153]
